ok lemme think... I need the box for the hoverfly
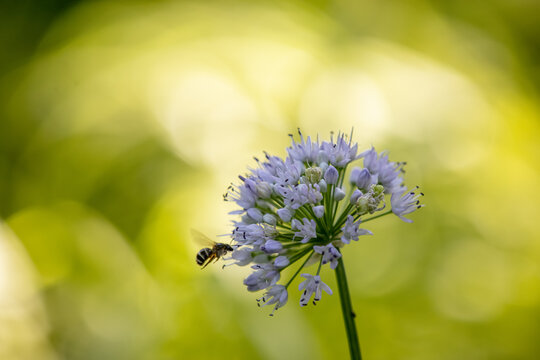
[192,229,233,269]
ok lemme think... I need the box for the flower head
[223,130,423,315]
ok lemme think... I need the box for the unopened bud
[313,205,325,218]
[305,167,323,184]
[334,187,346,201]
[324,165,339,185]
[263,214,277,226]
[355,168,373,189]
[256,182,273,198]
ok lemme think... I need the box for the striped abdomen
[196,247,212,266]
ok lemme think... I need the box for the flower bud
[274,256,290,268]
[350,189,363,204]
[253,254,270,264]
[318,179,327,193]
[263,214,277,226]
[355,168,373,189]
[313,205,325,218]
[350,167,361,184]
[277,208,292,222]
[304,167,323,184]
[334,187,346,201]
[247,208,263,222]
[262,239,283,253]
[256,182,273,198]
[356,196,370,215]
[324,165,339,184]
[372,184,385,197]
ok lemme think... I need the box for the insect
[192,229,233,269]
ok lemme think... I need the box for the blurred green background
[0,0,539,359]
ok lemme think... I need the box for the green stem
[285,250,314,288]
[360,209,392,223]
[316,255,323,275]
[335,253,362,360]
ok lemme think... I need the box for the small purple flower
[341,215,372,244]
[299,274,333,306]
[314,243,341,269]
[391,187,424,223]
[292,218,317,243]
[257,285,288,316]
[244,264,280,292]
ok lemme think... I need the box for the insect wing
[190,229,216,247]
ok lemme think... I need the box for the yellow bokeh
[0,0,539,359]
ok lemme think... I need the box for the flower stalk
[335,253,362,360]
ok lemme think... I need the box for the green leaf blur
[0,1,539,359]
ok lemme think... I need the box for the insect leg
[201,253,216,269]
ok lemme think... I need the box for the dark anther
[351,311,356,318]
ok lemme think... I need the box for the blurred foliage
[0,0,539,359]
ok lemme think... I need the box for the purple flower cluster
[224,130,423,315]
